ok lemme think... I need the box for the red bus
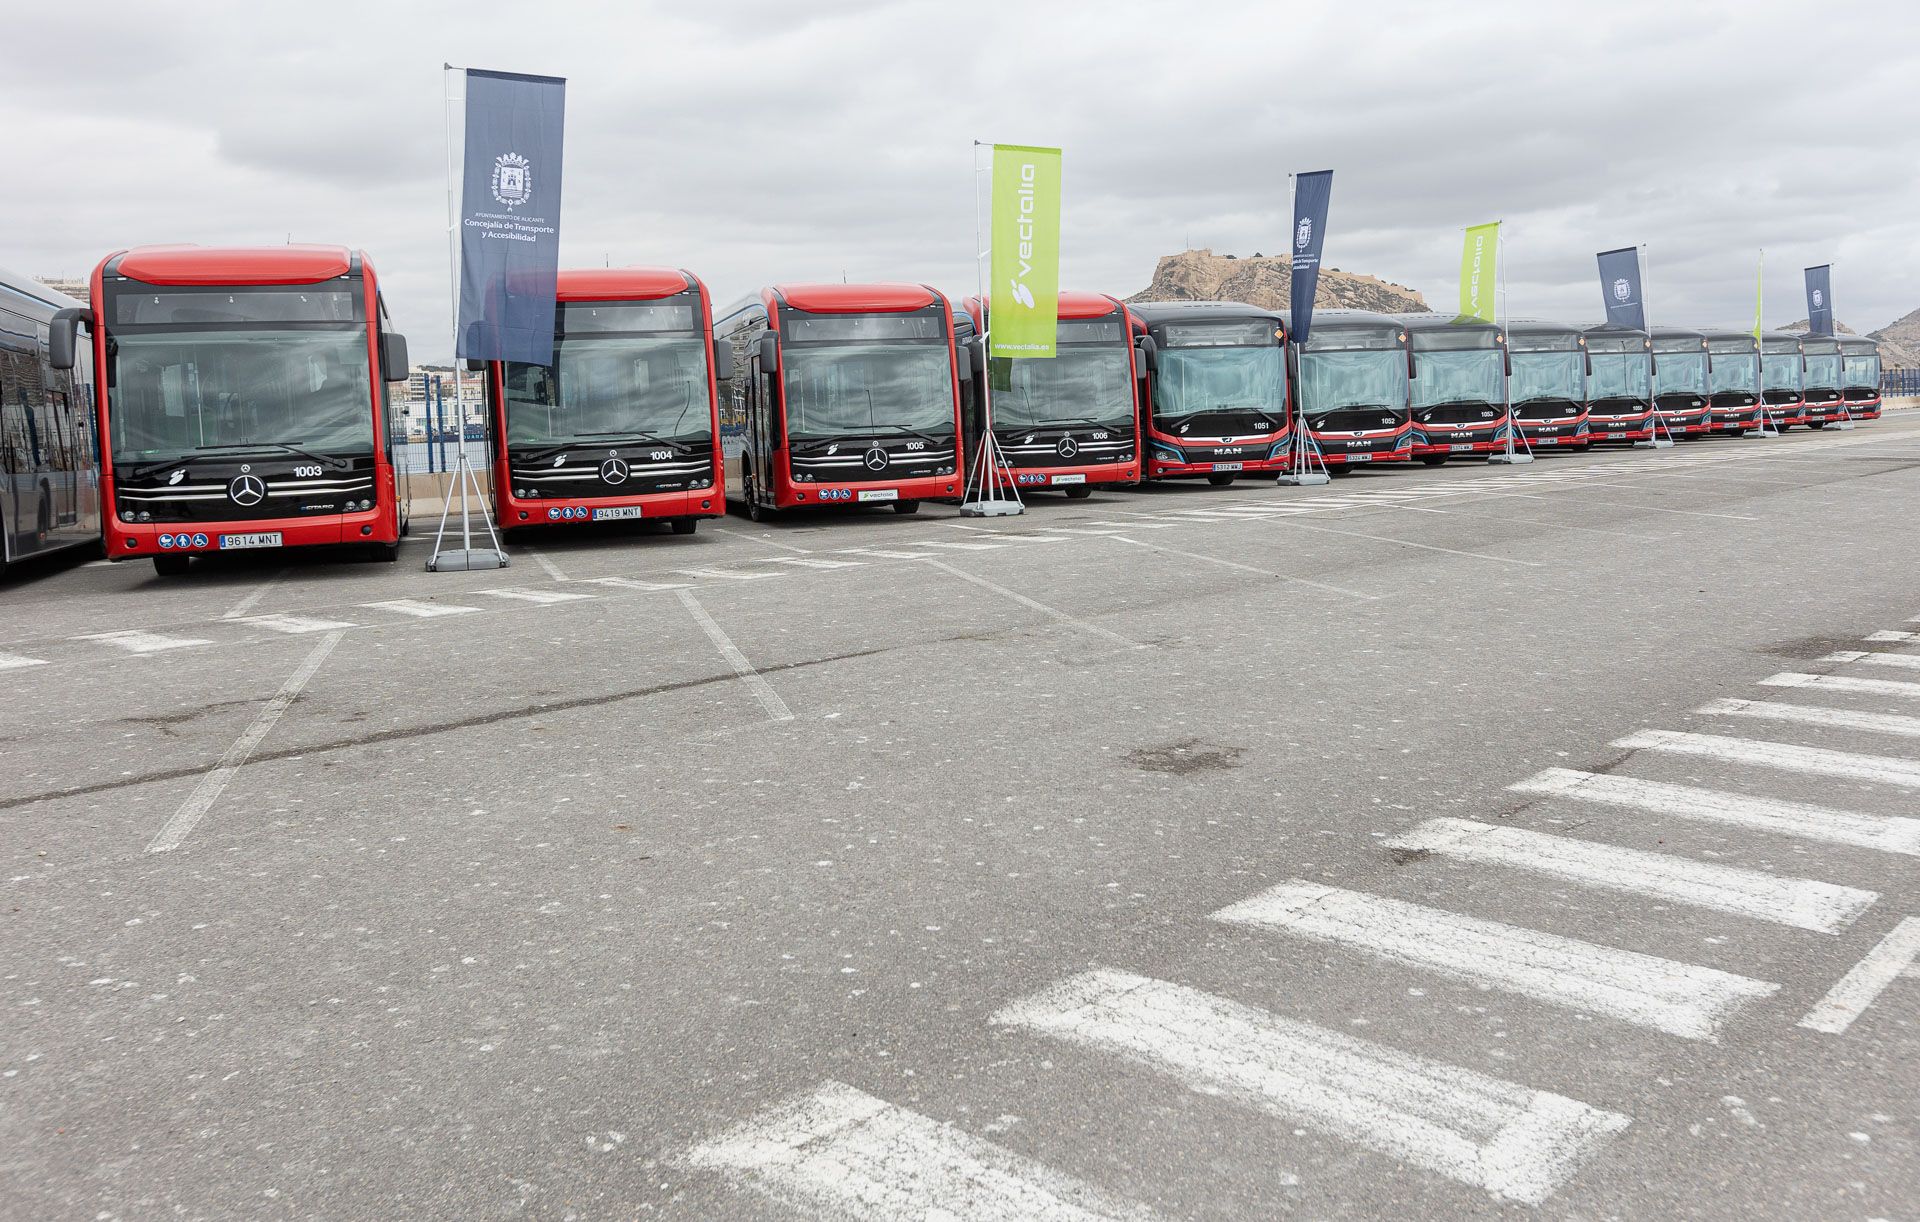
[1649,327,1714,438]
[1506,320,1591,449]
[1795,333,1845,427]
[1282,309,1414,471]
[1759,331,1808,431]
[1582,324,1656,443]
[958,291,1140,496]
[1703,330,1765,436]
[1400,313,1509,464]
[484,268,725,536]
[48,245,410,575]
[1129,302,1291,484]
[1839,335,1883,421]
[714,284,966,520]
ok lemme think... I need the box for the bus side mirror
[711,338,734,381]
[381,333,410,380]
[955,347,972,382]
[1135,335,1157,372]
[758,332,778,374]
[1504,349,1513,377]
[1406,345,1417,379]
[1584,350,1593,377]
[462,357,485,373]
[48,307,90,371]
[967,337,986,379]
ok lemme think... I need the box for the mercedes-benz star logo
[228,474,266,507]
[600,458,630,485]
[863,447,889,472]
[1056,436,1079,460]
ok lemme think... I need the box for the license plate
[591,506,643,521]
[857,488,899,503]
[219,532,283,550]
[1449,444,1472,452]
[1051,473,1087,485]
[1209,463,1242,472]
[1347,453,1372,463]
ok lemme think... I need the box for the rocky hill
[1784,317,1920,367]
[1128,249,1429,315]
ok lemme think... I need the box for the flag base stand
[1275,472,1332,486]
[1635,438,1676,449]
[1486,452,1534,464]
[960,500,1024,517]
[959,430,1024,518]
[427,453,509,572]
[1274,423,1332,486]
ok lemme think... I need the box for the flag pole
[441,64,467,472]
[1639,242,1676,448]
[960,140,1023,516]
[1487,221,1532,465]
[1275,171,1330,487]
[1753,248,1779,437]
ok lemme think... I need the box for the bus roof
[1582,322,1650,352]
[963,290,1123,321]
[1698,329,1760,351]
[1397,313,1502,347]
[1794,331,1841,352]
[1129,300,1284,329]
[1649,325,1709,350]
[775,283,942,313]
[107,244,359,286]
[1505,319,1585,351]
[556,267,698,301]
[1836,334,1880,354]
[0,265,84,314]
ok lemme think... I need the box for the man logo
[863,447,890,472]
[228,474,266,507]
[600,458,629,485]
[1296,218,1313,251]
[1613,278,1632,303]
[491,152,533,210]
[167,469,186,486]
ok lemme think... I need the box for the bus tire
[1420,456,1447,467]
[671,517,697,535]
[1808,420,1826,429]
[369,542,400,562]
[892,499,921,514]
[1063,485,1092,499]
[1206,473,1236,486]
[152,554,191,577]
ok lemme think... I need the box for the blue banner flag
[1595,246,1645,332]
[1804,265,1833,336]
[456,68,566,364]
[1289,170,1333,345]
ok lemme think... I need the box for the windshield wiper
[856,423,947,447]
[126,443,350,481]
[517,431,692,462]
[1418,398,1500,409]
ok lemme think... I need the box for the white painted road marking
[749,556,866,569]
[1799,918,1920,1035]
[923,558,1140,649]
[1761,671,1920,699]
[219,568,287,620]
[522,546,568,582]
[1821,649,1920,671]
[676,589,793,723]
[146,630,345,854]
[584,576,692,592]
[1277,520,1545,567]
[995,969,1630,1205]
[1699,696,1920,740]
[1613,729,1920,788]
[239,613,359,635]
[361,598,479,618]
[1212,881,1778,1041]
[1384,817,1874,934]
[1106,535,1380,601]
[0,653,48,670]
[74,629,213,654]
[683,1080,1155,1221]
[671,566,779,581]
[1864,630,1919,643]
[481,587,595,605]
[1511,768,1920,856]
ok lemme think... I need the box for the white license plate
[1210,463,1242,472]
[1051,473,1087,485]
[857,488,899,503]
[218,532,283,550]
[1449,444,1473,452]
[1347,453,1372,463]
[592,506,643,521]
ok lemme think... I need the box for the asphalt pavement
[4,420,1918,1220]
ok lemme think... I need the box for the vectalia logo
[1010,160,1039,310]
[1009,281,1035,309]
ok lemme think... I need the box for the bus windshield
[1512,351,1584,404]
[1298,350,1406,412]
[782,342,956,439]
[505,334,711,445]
[1761,355,1802,391]
[1654,352,1708,396]
[1803,354,1840,389]
[1410,349,1503,409]
[1588,352,1650,401]
[1843,355,1880,388]
[1709,354,1760,395]
[1153,346,1286,418]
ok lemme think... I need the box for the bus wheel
[1808,420,1826,430]
[1063,485,1093,499]
[892,499,921,515]
[369,542,400,562]
[152,554,191,577]
[1206,473,1236,486]
[671,518,697,535]
[1420,456,1447,467]
[1776,423,1792,433]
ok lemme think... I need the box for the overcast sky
[11,1,1917,360]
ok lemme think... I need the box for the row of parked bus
[7,246,1888,576]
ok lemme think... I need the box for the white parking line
[748,556,866,569]
[911,538,1010,551]
[995,969,1630,1205]
[837,546,937,559]
[146,630,344,854]
[1276,520,1544,567]
[1106,536,1379,601]
[922,558,1139,649]
[1212,881,1778,1041]
[1761,671,1920,699]
[361,598,479,618]
[710,524,812,554]
[1864,630,1919,643]
[672,567,779,581]
[1384,817,1874,934]
[677,589,794,723]
[1494,490,1758,522]
[1798,918,1920,1035]
[481,587,596,604]
[1699,696,1920,740]
[684,1080,1154,1221]
[1820,649,1920,671]
[219,568,287,620]
[73,629,213,654]
[0,653,48,670]
[239,613,359,635]
[1511,768,1920,856]
[583,576,692,592]
[1613,729,1920,788]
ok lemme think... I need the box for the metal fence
[1882,368,1920,397]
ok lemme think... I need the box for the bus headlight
[119,510,134,522]
[137,511,152,522]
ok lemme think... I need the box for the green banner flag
[989,143,1062,359]
[1752,249,1764,342]
[1457,221,1500,323]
